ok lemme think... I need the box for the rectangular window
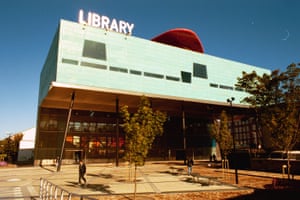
[209,83,218,88]
[235,87,244,92]
[219,85,233,90]
[144,72,164,79]
[82,40,106,60]
[193,63,207,79]
[73,136,80,148]
[181,71,192,83]
[130,69,142,75]
[166,75,180,81]
[109,66,128,73]
[62,58,78,65]
[80,61,107,70]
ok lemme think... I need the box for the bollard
[282,164,287,178]
[42,179,47,200]
[68,193,72,200]
[49,184,53,199]
[54,186,58,199]
[39,178,43,199]
[60,190,64,200]
[46,182,49,199]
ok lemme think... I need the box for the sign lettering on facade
[78,9,134,35]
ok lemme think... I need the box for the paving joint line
[138,168,161,194]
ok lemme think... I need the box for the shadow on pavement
[227,189,300,200]
[40,165,56,173]
[87,173,113,179]
[182,177,211,186]
[159,170,180,176]
[228,179,300,200]
[65,181,113,193]
[119,195,155,200]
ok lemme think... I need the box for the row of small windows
[81,40,206,77]
[62,40,243,92]
[62,57,243,92]
[80,39,208,83]
[62,59,108,70]
[62,57,202,83]
[209,83,245,92]
[62,58,181,81]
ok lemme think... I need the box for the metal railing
[39,178,101,200]
[40,178,74,200]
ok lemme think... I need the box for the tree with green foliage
[236,63,300,179]
[120,96,167,199]
[3,133,23,163]
[209,110,233,160]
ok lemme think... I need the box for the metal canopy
[40,82,251,118]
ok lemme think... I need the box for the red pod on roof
[151,28,204,53]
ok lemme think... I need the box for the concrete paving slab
[39,162,242,198]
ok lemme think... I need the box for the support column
[115,97,119,167]
[57,92,75,172]
[182,104,186,163]
[182,110,186,150]
[227,97,238,184]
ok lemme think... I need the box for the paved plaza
[42,162,241,197]
[0,161,299,199]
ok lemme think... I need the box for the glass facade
[36,108,125,161]
[38,105,254,162]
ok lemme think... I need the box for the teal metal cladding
[39,19,270,106]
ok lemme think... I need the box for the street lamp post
[227,97,239,184]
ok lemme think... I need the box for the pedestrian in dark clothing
[212,154,216,162]
[187,158,193,175]
[78,160,87,185]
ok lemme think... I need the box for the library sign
[78,9,134,35]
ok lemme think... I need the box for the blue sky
[0,0,299,139]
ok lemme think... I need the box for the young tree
[120,96,167,199]
[209,110,233,160]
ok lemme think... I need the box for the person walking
[187,158,193,175]
[78,160,87,185]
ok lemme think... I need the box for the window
[73,136,80,147]
[62,58,78,65]
[181,71,192,83]
[82,40,106,60]
[219,85,233,90]
[209,83,218,88]
[144,72,164,79]
[166,75,180,81]
[235,87,244,92]
[81,61,107,70]
[130,69,142,75]
[110,66,128,73]
[193,63,207,79]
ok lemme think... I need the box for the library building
[33,10,270,166]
